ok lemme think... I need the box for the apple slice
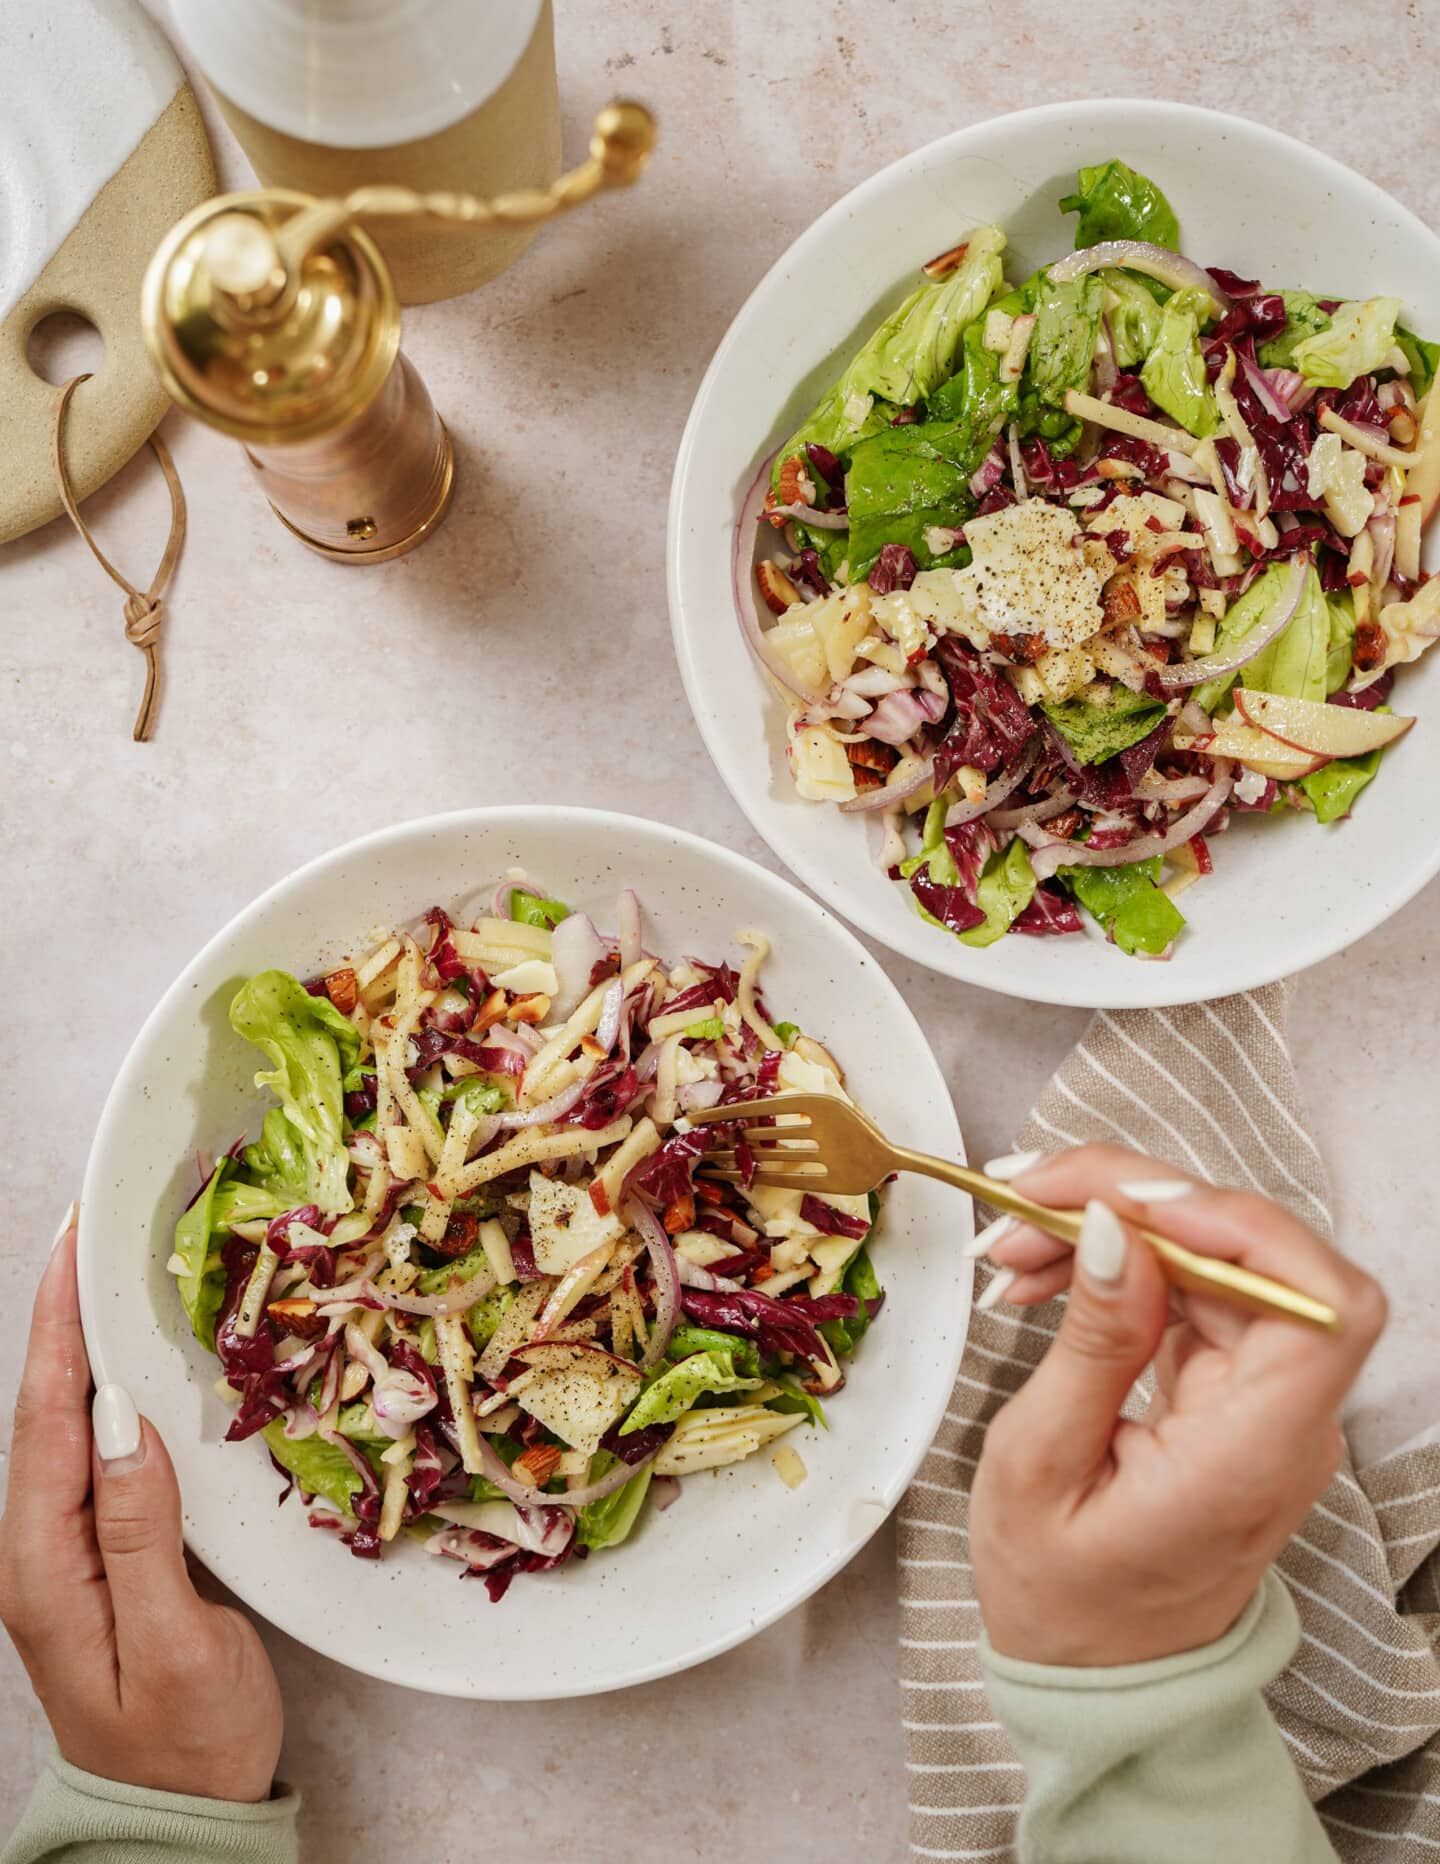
[1195,717,1328,780]
[1234,689,1415,757]
[1406,384,1440,529]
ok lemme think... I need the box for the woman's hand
[0,1209,283,1802]
[969,1145,1387,1669]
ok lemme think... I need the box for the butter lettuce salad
[170,881,884,1600]
[738,159,1440,960]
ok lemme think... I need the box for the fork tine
[684,1096,817,1125]
[702,1166,828,1188]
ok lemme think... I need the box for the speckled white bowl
[669,100,1440,1008]
[78,807,970,1699]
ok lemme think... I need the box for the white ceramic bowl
[669,101,1440,1009]
[79,807,970,1699]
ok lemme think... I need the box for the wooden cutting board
[0,0,214,545]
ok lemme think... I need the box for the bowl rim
[78,803,970,1699]
[666,96,1440,1008]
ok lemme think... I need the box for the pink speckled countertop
[3,3,1437,1856]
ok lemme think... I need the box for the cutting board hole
[27,311,105,385]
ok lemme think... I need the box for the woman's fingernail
[963,1214,1015,1258]
[93,1385,145,1473]
[984,1150,1043,1182]
[51,1200,78,1254]
[1078,1200,1127,1286]
[975,1267,1017,1311]
[1117,1178,1197,1203]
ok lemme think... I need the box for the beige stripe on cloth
[899,984,1440,1862]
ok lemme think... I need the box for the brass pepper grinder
[140,103,655,563]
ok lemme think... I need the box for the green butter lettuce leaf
[261,1421,368,1515]
[416,1243,493,1296]
[509,889,569,929]
[1300,746,1385,824]
[1256,290,1333,370]
[1027,274,1104,408]
[767,1379,828,1430]
[819,1237,882,1358]
[1060,858,1185,957]
[1292,296,1403,389]
[1325,590,1357,695]
[665,1326,761,1379]
[959,838,1038,948]
[1043,684,1167,764]
[772,227,1007,481]
[466,1286,513,1347]
[171,1161,232,1353]
[843,416,988,580]
[439,1078,508,1117]
[1140,285,1219,437]
[230,971,359,1216]
[1240,564,1330,704]
[1059,159,1179,250]
[1396,327,1440,399]
[577,1455,653,1551]
[1300,706,1391,825]
[1193,563,1328,712]
[620,1351,762,1434]
[336,1401,390,1447]
[1103,269,1166,369]
[172,1161,290,1352]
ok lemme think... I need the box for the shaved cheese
[529,1170,624,1275]
[674,1228,737,1268]
[787,722,857,803]
[491,958,559,996]
[955,502,1104,649]
[450,1114,632,1196]
[652,1406,804,1476]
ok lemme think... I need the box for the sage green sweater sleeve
[980,1570,1338,1864]
[2,1757,299,1864]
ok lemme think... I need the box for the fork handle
[887,1146,1340,1333]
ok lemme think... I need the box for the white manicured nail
[1117,1178,1197,1203]
[984,1150,1043,1182]
[52,1200,78,1254]
[963,1215,1015,1258]
[93,1385,144,1472]
[975,1267,1017,1311]
[1078,1200,1127,1286]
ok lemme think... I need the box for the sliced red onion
[625,1197,682,1369]
[346,1131,384,1170]
[322,1274,488,1319]
[1048,241,1231,313]
[673,1253,744,1294]
[490,871,549,920]
[1022,763,1233,881]
[988,783,1078,830]
[772,501,849,530]
[473,1432,658,1510]
[1271,368,1314,415]
[281,1403,323,1441]
[677,1079,725,1112]
[804,688,873,723]
[1135,774,1213,803]
[839,750,935,815]
[1178,697,1212,737]
[943,740,1039,828]
[1163,449,1213,486]
[1236,349,1292,424]
[970,445,1006,498]
[735,455,827,704]
[617,890,642,971]
[494,1074,589,1131]
[1157,557,1306,689]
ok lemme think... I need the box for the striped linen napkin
[899,984,1440,1862]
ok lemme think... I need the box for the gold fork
[688,1092,1339,1332]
